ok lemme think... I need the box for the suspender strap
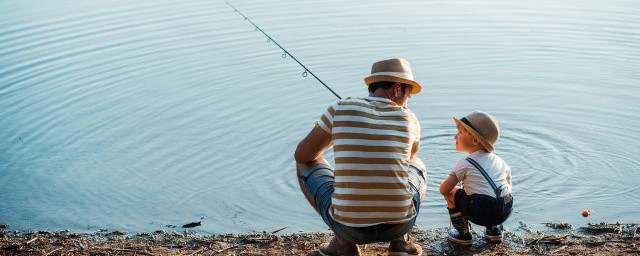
[466,158,502,197]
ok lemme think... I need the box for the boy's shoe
[447,229,472,246]
[447,208,472,246]
[318,236,361,256]
[386,235,422,256]
[485,224,503,244]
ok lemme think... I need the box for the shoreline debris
[544,222,572,229]
[0,222,637,255]
[182,221,201,228]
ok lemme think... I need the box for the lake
[1,0,639,234]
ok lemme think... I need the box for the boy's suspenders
[466,158,511,202]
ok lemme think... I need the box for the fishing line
[224,1,342,99]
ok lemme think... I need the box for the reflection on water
[1,0,639,234]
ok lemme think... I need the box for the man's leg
[387,158,426,256]
[410,157,427,203]
[296,158,329,214]
[296,159,360,255]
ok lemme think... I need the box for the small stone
[106,230,127,236]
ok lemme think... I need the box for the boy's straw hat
[364,58,422,94]
[453,111,500,152]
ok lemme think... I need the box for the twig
[550,245,567,254]
[188,247,206,256]
[1,244,19,250]
[215,244,238,254]
[95,247,152,255]
[271,226,290,234]
[113,248,152,255]
[44,247,61,256]
[26,237,38,245]
[527,235,567,246]
[75,240,85,250]
[244,237,273,244]
[585,239,626,246]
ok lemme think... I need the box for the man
[295,58,427,256]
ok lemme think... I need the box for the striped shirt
[315,96,421,227]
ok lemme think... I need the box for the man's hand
[410,141,420,160]
[294,125,332,164]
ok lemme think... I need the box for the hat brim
[364,75,422,94]
[453,117,494,152]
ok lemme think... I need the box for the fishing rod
[224,0,342,99]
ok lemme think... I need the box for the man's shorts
[454,189,513,227]
[301,161,427,244]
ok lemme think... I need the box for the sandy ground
[0,222,638,255]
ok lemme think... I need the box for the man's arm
[409,140,427,170]
[295,125,332,214]
[410,141,420,160]
[294,125,332,164]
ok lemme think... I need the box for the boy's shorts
[454,189,513,227]
[301,161,427,244]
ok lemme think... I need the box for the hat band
[460,117,479,133]
[369,71,414,80]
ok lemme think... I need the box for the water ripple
[1,0,639,233]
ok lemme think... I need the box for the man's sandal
[318,236,361,256]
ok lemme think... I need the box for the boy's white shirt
[450,150,512,197]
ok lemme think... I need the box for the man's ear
[473,138,481,146]
[394,82,402,96]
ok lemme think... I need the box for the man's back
[316,96,421,227]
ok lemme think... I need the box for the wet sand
[0,222,638,255]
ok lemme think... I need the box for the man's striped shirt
[315,96,421,227]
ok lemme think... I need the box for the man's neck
[369,91,396,104]
[369,89,406,108]
[369,90,388,99]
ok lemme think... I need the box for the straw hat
[453,111,500,152]
[364,58,422,94]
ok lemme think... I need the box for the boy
[439,110,513,245]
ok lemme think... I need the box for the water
[1,0,639,234]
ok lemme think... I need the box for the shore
[0,222,638,255]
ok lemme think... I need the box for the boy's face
[454,124,478,153]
